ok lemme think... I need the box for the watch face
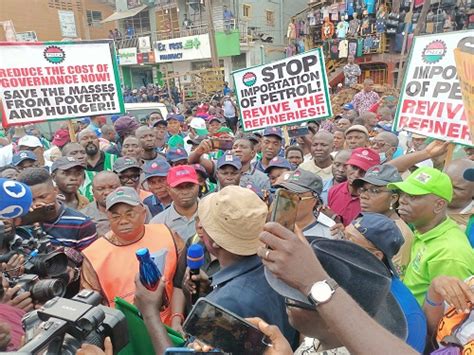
[311,282,333,303]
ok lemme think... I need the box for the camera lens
[30,279,66,303]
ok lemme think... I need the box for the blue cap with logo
[217,153,242,170]
[166,147,189,163]
[264,156,292,173]
[167,114,185,123]
[143,158,171,180]
[263,127,283,139]
[350,212,404,276]
[12,151,37,166]
[343,103,354,110]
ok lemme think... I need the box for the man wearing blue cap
[346,212,427,353]
[216,153,242,189]
[166,114,183,136]
[166,147,188,166]
[11,151,38,172]
[264,156,291,187]
[142,159,172,217]
[254,127,283,173]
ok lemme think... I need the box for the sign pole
[443,143,455,169]
[67,120,77,143]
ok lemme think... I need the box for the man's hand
[424,140,450,159]
[1,254,25,278]
[330,223,345,238]
[76,336,113,355]
[182,267,211,298]
[2,286,34,312]
[134,273,165,316]
[0,322,11,351]
[246,317,293,355]
[196,139,213,155]
[429,276,474,314]
[257,222,327,295]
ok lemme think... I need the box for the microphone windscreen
[187,243,205,270]
[0,178,32,219]
[463,168,474,182]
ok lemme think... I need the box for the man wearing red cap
[151,165,200,243]
[328,148,380,226]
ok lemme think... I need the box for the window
[266,10,274,26]
[86,10,103,26]
[242,4,251,18]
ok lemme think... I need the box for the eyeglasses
[119,175,140,183]
[358,187,391,196]
[285,298,316,311]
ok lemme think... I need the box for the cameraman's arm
[134,275,173,355]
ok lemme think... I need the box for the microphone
[0,178,32,219]
[187,244,205,304]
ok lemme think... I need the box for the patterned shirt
[352,90,380,114]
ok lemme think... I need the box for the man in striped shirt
[17,168,98,252]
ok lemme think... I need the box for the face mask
[379,152,386,163]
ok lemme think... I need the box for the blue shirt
[320,178,334,206]
[143,194,169,217]
[390,277,427,353]
[207,255,297,346]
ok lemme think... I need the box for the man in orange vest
[80,186,179,325]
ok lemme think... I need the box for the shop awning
[101,5,147,23]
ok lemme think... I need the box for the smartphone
[269,189,299,231]
[183,298,270,354]
[164,348,223,355]
[288,126,309,138]
[210,139,234,151]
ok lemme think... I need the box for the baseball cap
[143,159,170,180]
[264,156,292,173]
[353,164,402,188]
[245,133,260,144]
[345,124,369,137]
[168,135,185,149]
[0,178,33,219]
[263,127,283,139]
[51,156,86,173]
[346,147,380,172]
[215,127,234,137]
[113,157,141,173]
[18,135,42,148]
[114,116,140,136]
[350,212,404,275]
[208,116,223,124]
[166,147,188,163]
[387,166,453,202]
[198,185,268,256]
[191,164,208,178]
[79,117,91,125]
[187,135,207,146]
[343,103,354,110]
[189,117,208,136]
[52,128,70,148]
[216,154,242,170]
[167,114,185,123]
[106,186,143,211]
[244,182,265,200]
[152,119,168,127]
[12,151,37,166]
[276,168,323,195]
[167,165,199,187]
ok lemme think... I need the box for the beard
[85,142,99,156]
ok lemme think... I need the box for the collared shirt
[327,181,361,226]
[143,194,170,217]
[80,201,110,237]
[207,255,297,345]
[352,90,380,114]
[299,160,333,181]
[403,217,474,305]
[150,202,197,242]
[86,151,117,172]
[240,165,271,191]
[253,159,268,173]
[392,216,414,280]
[303,215,335,242]
[320,178,335,205]
[43,204,98,251]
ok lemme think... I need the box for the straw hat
[198,186,268,256]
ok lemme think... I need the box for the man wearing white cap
[18,135,45,166]
[184,117,208,154]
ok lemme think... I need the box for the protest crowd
[0,42,473,355]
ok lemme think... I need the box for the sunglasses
[119,175,140,183]
[285,298,316,311]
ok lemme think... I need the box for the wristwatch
[307,278,339,306]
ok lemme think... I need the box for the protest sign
[232,49,332,132]
[393,31,473,146]
[0,40,124,127]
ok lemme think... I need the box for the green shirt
[403,217,474,305]
[79,152,117,202]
